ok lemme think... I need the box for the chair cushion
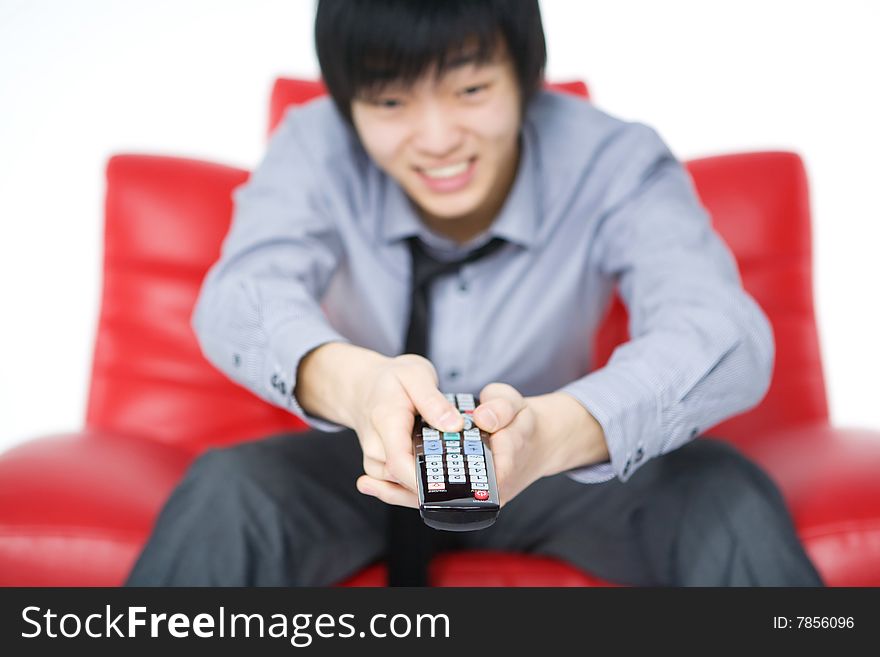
[5,425,879,586]
[0,430,193,585]
[342,552,621,587]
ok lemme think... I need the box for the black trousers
[124,428,824,587]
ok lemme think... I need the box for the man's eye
[460,84,489,97]
[374,98,402,109]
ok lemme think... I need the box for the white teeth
[421,160,470,179]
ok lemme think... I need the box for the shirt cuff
[263,317,352,433]
[557,364,662,483]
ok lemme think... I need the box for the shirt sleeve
[557,123,775,484]
[191,107,351,432]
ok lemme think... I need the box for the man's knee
[663,438,788,518]
[665,438,778,496]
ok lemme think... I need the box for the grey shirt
[191,89,774,484]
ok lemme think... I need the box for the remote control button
[464,443,483,456]
[456,393,475,410]
[466,455,485,463]
[447,467,465,475]
[445,393,456,404]
[444,440,460,448]
[424,443,443,455]
[443,432,460,441]
[461,414,474,430]
[464,429,481,440]
[468,469,486,477]
[473,490,490,500]
[470,475,488,483]
[449,475,466,483]
[427,467,443,476]
[428,475,445,482]
[471,483,489,489]
[428,482,445,491]
[422,428,439,439]
[445,453,463,460]
[425,457,443,466]
[445,446,461,454]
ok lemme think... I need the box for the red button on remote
[473,490,489,500]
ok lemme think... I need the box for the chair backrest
[85,77,828,454]
[86,155,306,452]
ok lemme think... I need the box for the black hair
[314,0,547,125]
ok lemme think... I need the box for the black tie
[388,234,507,587]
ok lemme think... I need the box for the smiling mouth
[416,157,477,180]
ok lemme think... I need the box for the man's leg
[124,428,387,586]
[457,437,824,586]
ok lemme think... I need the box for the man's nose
[412,104,464,157]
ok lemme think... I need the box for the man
[125,0,824,586]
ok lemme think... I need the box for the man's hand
[350,354,463,507]
[468,383,610,506]
[355,372,610,508]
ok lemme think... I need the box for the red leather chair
[2,79,879,587]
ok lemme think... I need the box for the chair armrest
[735,424,880,586]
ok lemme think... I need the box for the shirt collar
[379,120,540,251]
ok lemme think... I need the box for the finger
[397,364,463,432]
[362,455,390,482]
[370,405,419,492]
[357,426,387,464]
[356,475,419,508]
[473,382,526,433]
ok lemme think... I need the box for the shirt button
[448,369,460,379]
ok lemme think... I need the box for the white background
[1,0,878,453]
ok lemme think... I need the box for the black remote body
[412,393,500,531]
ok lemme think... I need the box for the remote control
[412,392,500,531]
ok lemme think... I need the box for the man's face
[351,45,522,237]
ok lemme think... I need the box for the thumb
[473,382,525,433]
